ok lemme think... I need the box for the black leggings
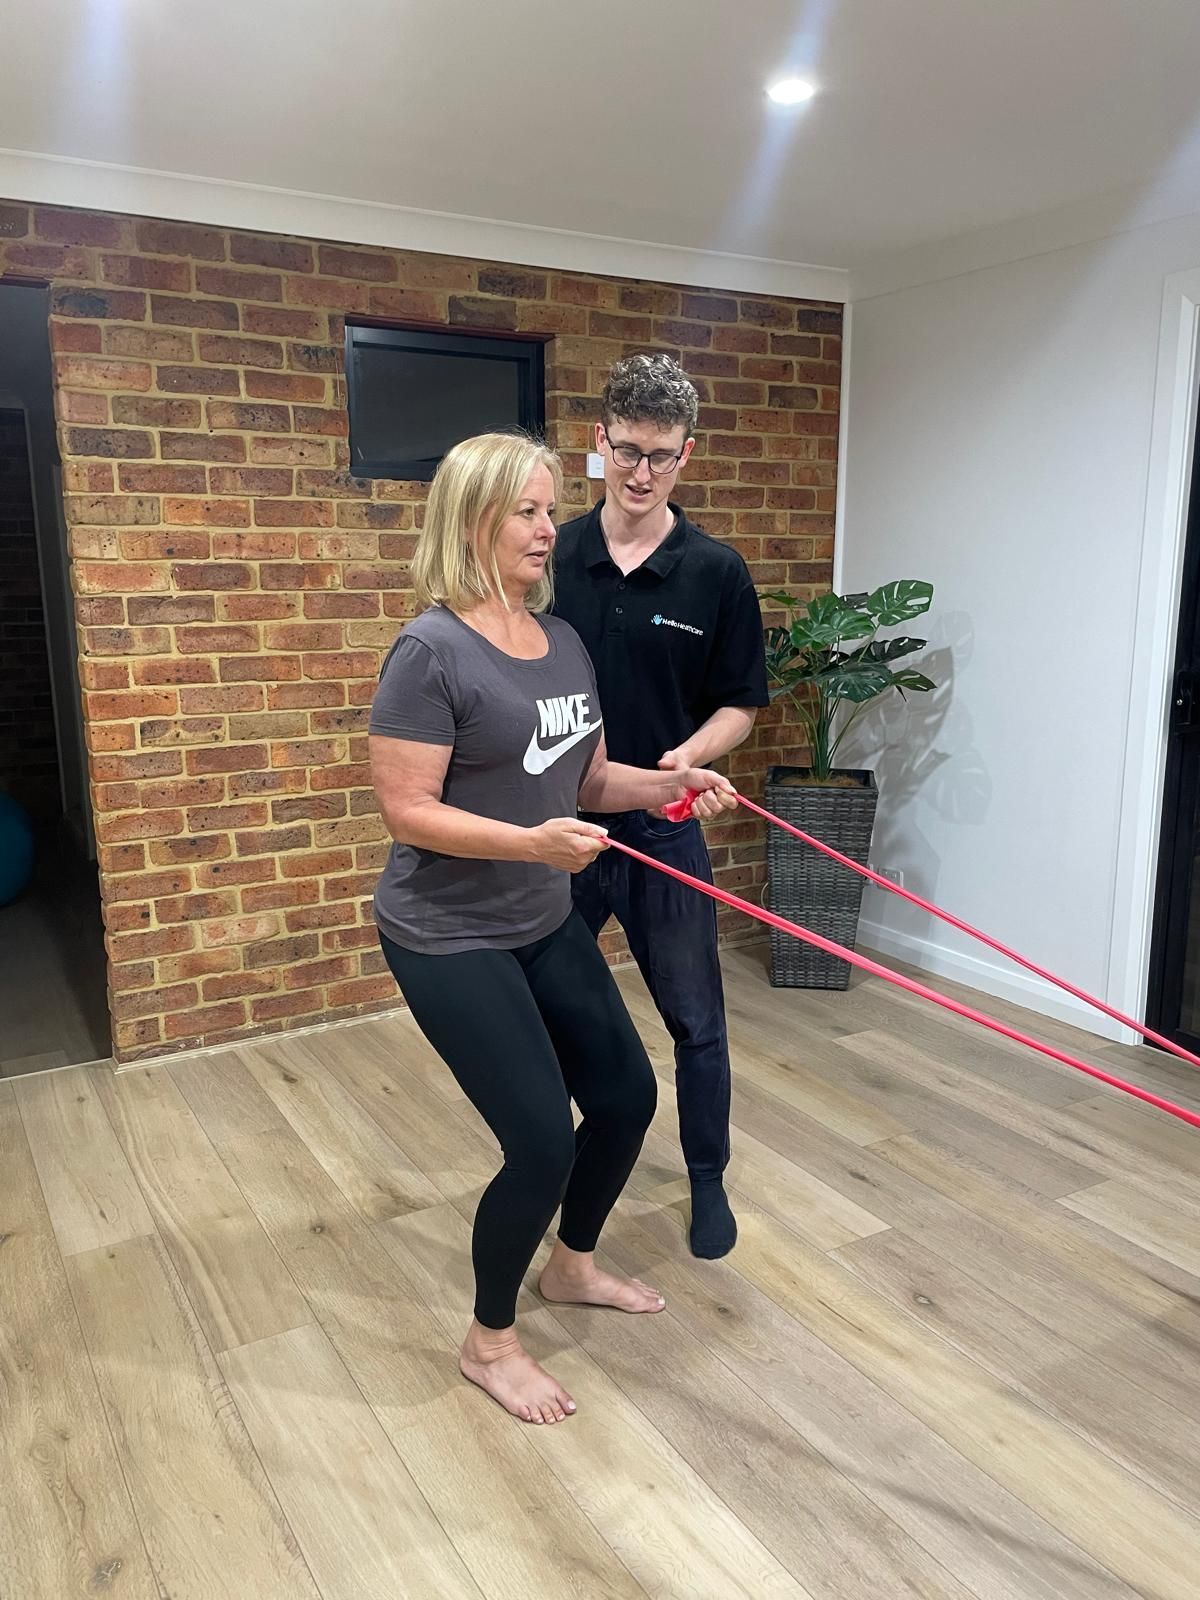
[379,911,657,1329]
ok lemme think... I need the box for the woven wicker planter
[765,765,879,989]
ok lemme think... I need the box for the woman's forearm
[381,796,534,863]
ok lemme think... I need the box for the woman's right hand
[526,817,610,873]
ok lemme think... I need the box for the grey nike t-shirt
[369,605,604,954]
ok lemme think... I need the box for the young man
[553,353,769,1258]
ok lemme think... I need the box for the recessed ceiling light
[766,77,816,106]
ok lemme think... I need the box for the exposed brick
[151,295,239,330]
[157,365,241,396]
[196,265,284,301]
[175,623,260,655]
[219,594,298,622]
[60,391,110,424]
[117,465,207,494]
[449,295,517,331]
[136,220,227,260]
[209,466,294,495]
[620,285,681,316]
[163,496,251,527]
[741,299,795,329]
[131,657,215,686]
[140,716,224,746]
[358,287,442,324]
[34,201,839,1060]
[250,435,333,466]
[101,254,192,292]
[207,401,291,433]
[682,292,738,322]
[232,234,315,272]
[796,308,842,334]
[768,332,823,357]
[293,406,348,438]
[268,682,345,711]
[198,334,285,369]
[37,207,126,246]
[56,356,153,392]
[519,304,587,335]
[325,975,396,1008]
[52,285,147,325]
[250,989,325,1022]
[270,736,346,768]
[244,933,319,969]
[210,530,294,560]
[163,1001,247,1040]
[66,427,155,460]
[286,342,343,374]
[202,972,279,1001]
[0,202,30,236]
[52,322,103,354]
[652,319,713,348]
[243,304,323,338]
[284,275,367,313]
[317,245,398,281]
[244,371,326,402]
[478,267,547,300]
[113,395,202,428]
[127,594,214,625]
[179,686,265,716]
[171,562,253,591]
[260,561,339,589]
[161,431,246,463]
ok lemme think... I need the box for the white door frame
[1107,267,1200,1040]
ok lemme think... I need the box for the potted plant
[758,581,936,988]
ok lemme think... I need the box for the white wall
[839,210,1200,1035]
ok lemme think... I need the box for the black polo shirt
[552,500,769,770]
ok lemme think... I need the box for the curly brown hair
[600,352,699,439]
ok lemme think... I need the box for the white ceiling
[2,0,1200,278]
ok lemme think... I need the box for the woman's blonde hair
[411,431,563,614]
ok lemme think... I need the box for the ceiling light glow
[766,77,816,106]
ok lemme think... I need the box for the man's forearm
[667,706,757,768]
[578,761,679,814]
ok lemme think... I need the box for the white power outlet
[586,451,605,479]
[873,865,904,887]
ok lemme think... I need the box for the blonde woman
[369,432,735,1424]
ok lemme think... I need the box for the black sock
[689,1177,737,1259]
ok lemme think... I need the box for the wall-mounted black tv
[345,323,546,481]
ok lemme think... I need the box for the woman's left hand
[678,768,738,821]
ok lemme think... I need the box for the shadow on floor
[0,825,110,1076]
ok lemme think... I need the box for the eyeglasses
[602,432,686,475]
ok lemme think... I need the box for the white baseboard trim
[856,917,1135,1046]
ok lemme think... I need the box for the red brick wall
[0,406,59,818]
[0,200,838,1061]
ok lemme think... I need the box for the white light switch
[586,451,605,479]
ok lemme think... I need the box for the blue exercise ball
[0,793,35,908]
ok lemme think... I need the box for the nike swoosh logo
[522,721,602,776]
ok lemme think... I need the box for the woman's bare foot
[459,1321,576,1424]
[538,1241,666,1314]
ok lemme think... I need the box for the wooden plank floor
[3,942,1200,1599]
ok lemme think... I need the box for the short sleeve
[702,569,770,709]
[368,633,456,744]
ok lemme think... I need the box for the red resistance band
[614,790,1200,1132]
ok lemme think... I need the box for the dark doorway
[0,283,109,1074]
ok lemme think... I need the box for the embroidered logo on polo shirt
[522,693,602,775]
[652,613,704,636]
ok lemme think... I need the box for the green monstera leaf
[789,593,876,650]
[864,580,934,627]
